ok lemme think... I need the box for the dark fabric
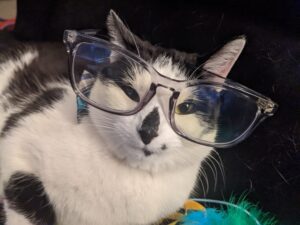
[5,0,300,224]
[14,0,54,40]
[14,0,299,41]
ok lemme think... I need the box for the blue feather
[182,209,225,225]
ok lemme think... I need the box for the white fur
[0,50,38,93]
[4,203,32,225]
[0,51,211,225]
[152,56,188,80]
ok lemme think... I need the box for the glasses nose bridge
[156,83,176,92]
[153,72,184,92]
[147,75,182,125]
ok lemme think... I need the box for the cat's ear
[107,10,145,53]
[203,36,246,78]
[106,10,198,65]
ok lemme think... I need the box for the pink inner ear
[203,37,246,78]
[203,58,237,78]
[216,60,236,78]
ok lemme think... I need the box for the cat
[0,10,245,225]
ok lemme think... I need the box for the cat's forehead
[149,56,188,81]
[119,55,188,84]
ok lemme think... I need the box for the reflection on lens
[174,85,258,144]
[73,42,152,112]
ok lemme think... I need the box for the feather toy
[158,197,278,225]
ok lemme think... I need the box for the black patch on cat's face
[1,88,65,137]
[138,107,160,145]
[4,172,56,225]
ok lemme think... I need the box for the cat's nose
[138,107,160,145]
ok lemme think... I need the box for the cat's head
[88,10,246,173]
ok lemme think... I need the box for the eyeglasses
[63,30,278,148]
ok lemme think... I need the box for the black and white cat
[0,10,245,225]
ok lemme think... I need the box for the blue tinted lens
[216,88,258,143]
[76,43,111,63]
[174,85,258,144]
[73,42,152,112]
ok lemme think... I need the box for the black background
[5,0,300,224]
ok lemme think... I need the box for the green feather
[178,196,278,225]
[224,196,278,225]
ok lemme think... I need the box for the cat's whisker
[94,127,115,131]
[83,117,114,125]
[209,150,226,187]
[214,151,226,185]
[123,56,139,68]
[203,158,218,192]
[124,26,141,57]
[197,168,207,197]
[86,116,116,123]
[201,166,210,195]
[188,63,204,79]
[210,158,219,192]
[81,122,116,131]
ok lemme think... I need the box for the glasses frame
[63,29,278,148]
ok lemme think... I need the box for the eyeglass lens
[174,85,258,144]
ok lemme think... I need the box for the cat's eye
[65,29,278,148]
[175,101,196,115]
[119,84,140,102]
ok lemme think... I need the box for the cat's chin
[106,144,168,172]
[86,123,209,173]
[103,142,207,174]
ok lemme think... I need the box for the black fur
[139,107,160,145]
[1,88,65,137]
[0,201,5,225]
[4,172,56,225]
[0,43,68,107]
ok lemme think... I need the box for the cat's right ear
[106,10,199,65]
[106,10,145,54]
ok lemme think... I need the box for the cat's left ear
[203,36,246,78]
